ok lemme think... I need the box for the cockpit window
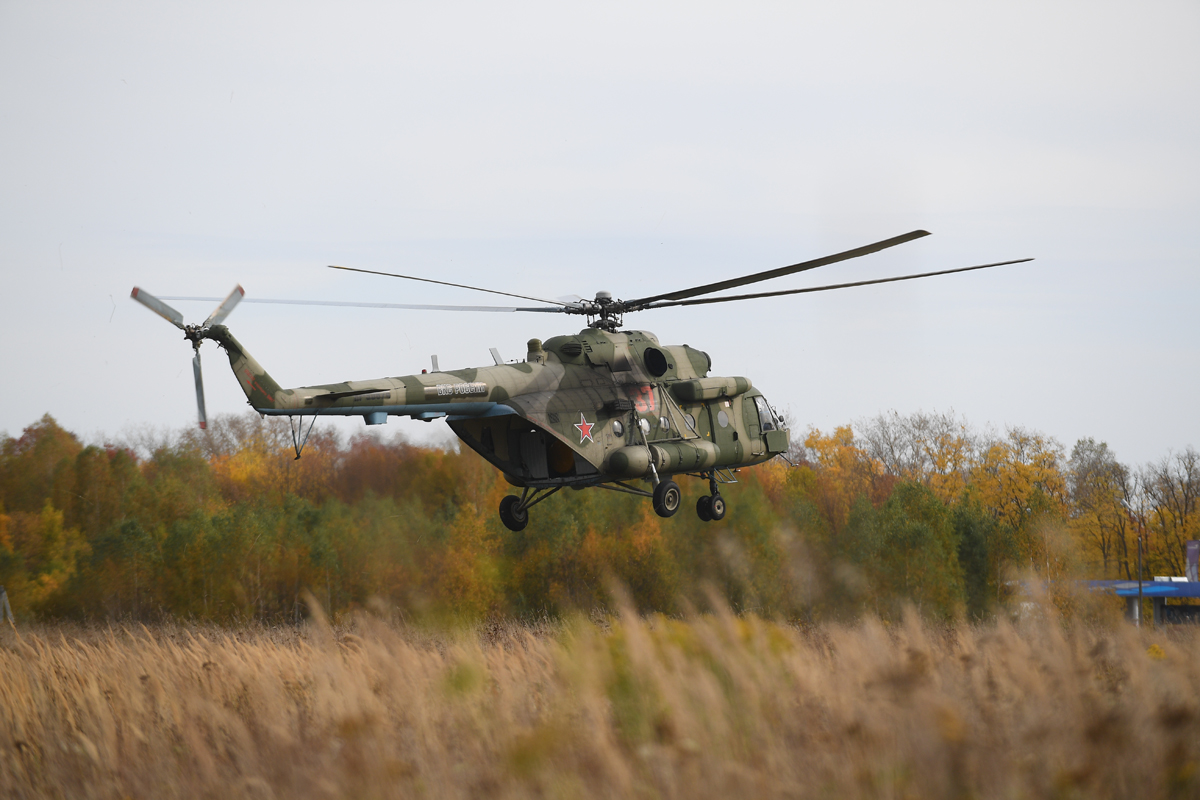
[754,396,783,432]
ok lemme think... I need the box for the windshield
[754,396,783,432]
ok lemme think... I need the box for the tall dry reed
[2,605,1198,799]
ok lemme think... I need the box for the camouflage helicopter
[131,230,1030,531]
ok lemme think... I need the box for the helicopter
[131,230,1031,531]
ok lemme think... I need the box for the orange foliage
[801,426,892,533]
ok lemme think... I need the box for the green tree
[837,483,963,620]
[0,414,83,514]
[953,494,1002,619]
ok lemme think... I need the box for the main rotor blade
[130,287,186,329]
[202,284,244,327]
[622,230,931,309]
[647,258,1033,309]
[192,349,208,431]
[158,296,566,313]
[329,265,572,307]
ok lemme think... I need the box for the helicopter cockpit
[753,395,785,433]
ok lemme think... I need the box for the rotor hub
[586,291,622,331]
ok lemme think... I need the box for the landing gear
[708,493,726,521]
[498,486,562,532]
[695,472,728,522]
[287,413,320,460]
[499,495,528,531]
[695,493,726,522]
[652,480,682,518]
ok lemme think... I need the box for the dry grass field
[2,603,1199,800]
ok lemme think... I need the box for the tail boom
[204,325,286,411]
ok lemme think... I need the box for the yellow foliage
[924,431,975,504]
[5,502,89,611]
[969,428,1068,532]
[802,425,886,531]
[211,446,288,503]
[431,506,499,618]
[856,410,976,504]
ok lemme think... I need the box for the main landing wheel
[499,495,529,532]
[696,493,727,522]
[708,493,727,521]
[652,480,682,518]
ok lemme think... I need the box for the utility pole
[1121,499,1145,627]
[1137,526,1144,627]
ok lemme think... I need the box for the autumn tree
[1,408,1191,624]
[0,414,82,514]
[1067,438,1135,578]
[797,426,891,536]
[857,409,979,503]
[1140,447,1200,577]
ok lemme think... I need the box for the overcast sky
[1,1,1197,469]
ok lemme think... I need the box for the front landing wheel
[696,495,712,521]
[652,480,682,518]
[499,495,529,531]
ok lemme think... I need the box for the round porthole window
[717,410,729,428]
[684,414,696,430]
[612,420,624,436]
[659,416,670,430]
[639,418,651,435]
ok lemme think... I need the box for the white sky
[1,1,1197,468]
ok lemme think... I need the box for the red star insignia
[574,413,595,443]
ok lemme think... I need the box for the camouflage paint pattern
[205,324,790,487]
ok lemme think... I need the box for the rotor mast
[587,291,622,331]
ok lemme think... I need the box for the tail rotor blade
[203,284,245,327]
[192,350,208,430]
[130,287,186,329]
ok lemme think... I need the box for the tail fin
[204,325,286,410]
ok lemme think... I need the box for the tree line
[0,410,1196,622]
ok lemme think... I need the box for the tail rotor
[130,285,244,430]
[202,284,245,327]
[192,348,208,429]
[129,287,185,329]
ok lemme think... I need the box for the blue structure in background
[1088,580,1200,625]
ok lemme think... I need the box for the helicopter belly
[448,414,599,488]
